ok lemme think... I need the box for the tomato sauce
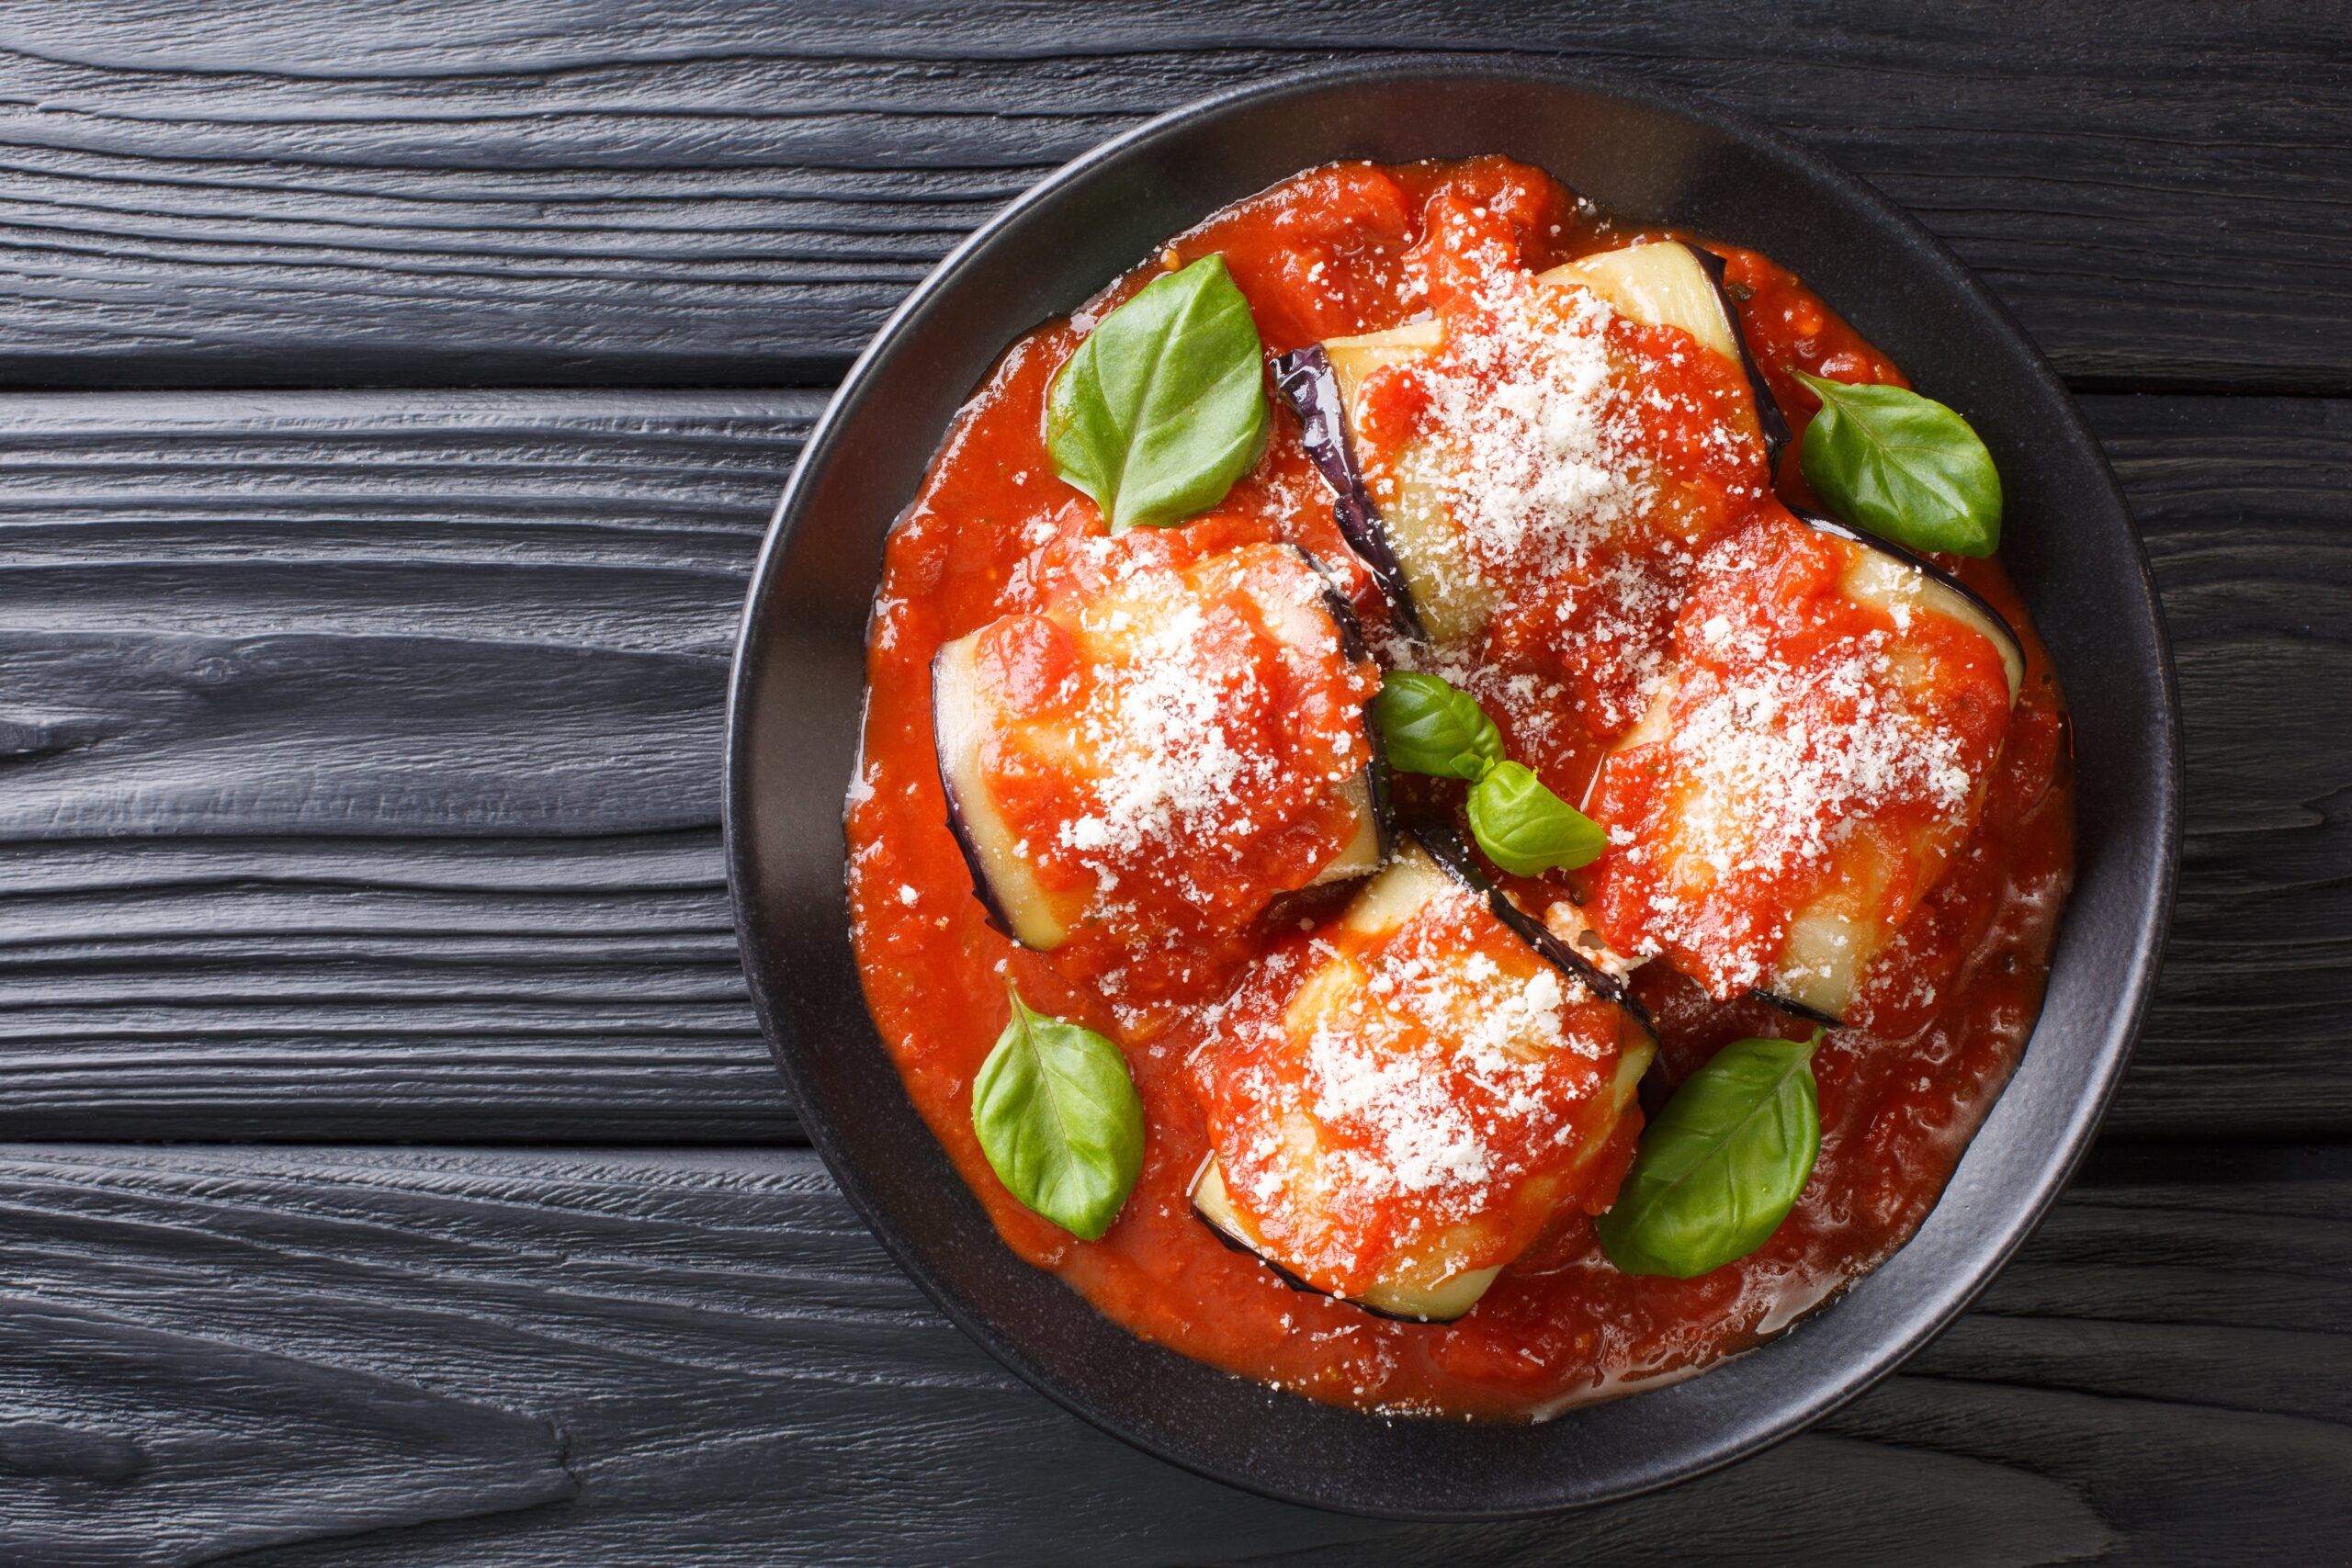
[845,157,2073,1419]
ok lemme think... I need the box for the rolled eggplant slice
[1273,242,1786,658]
[1586,507,2023,1022]
[1191,830,1655,1321]
[1534,241,1792,469]
[932,540,1387,956]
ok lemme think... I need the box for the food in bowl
[842,155,2072,1419]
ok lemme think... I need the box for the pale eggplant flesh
[932,547,1392,951]
[1190,829,1656,1322]
[932,632,1061,947]
[1789,508,2026,704]
[1274,241,1792,643]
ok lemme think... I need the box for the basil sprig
[1046,254,1270,535]
[1371,671,1504,781]
[969,984,1145,1241]
[1598,1033,1823,1279]
[1466,761,1608,877]
[1372,671,1603,874]
[1792,370,2003,558]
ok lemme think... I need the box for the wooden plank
[0,391,809,1141]
[0,391,815,839]
[0,3,2345,389]
[0,389,2342,1141]
[0,1309,575,1564]
[0,834,790,1143]
[2098,396,2352,1137]
[0,1139,2336,1566]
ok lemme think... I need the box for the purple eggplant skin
[1755,988,1845,1031]
[1272,345,1429,642]
[1279,544,1398,865]
[929,644,1021,942]
[1688,244,1793,472]
[1192,1211,1443,1323]
[1361,703,1397,865]
[1788,508,2027,682]
[1413,826,1655,1039]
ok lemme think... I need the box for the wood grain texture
[0,13,2337,1564]
[0,1,2346,389]
[0,393,810,1141]
[0,1139,2332,1566]
[1,389,2345,1141]
[0,391,816,838]
[2101,394,2352,1137]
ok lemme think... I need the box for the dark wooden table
[1,5,2346,1562]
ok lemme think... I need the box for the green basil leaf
[1464,760,1606,875]
[1793,370,2003,558]
[970,985,1145,1241]
[1046,254,1270,534]
[1598,1034,1822,1279]
[1373,671,1505,782]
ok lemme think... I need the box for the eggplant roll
[1586,508,2025,1023]
[932,541,1387,953]
[1192,830,1654,1321]
[1277,240,1786,653]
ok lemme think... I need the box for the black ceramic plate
[724,61,2180,1518]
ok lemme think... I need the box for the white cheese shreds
[1056,598,1261,864]
[1605,526,1997,991]
[1409,283,1650,609]
[1209,870,1623,1279]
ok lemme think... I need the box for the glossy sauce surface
[845,157,2073,1418]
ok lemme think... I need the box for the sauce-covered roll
[1586,507,2025,1022]
[1279,238,1781,739]
[1191,830,1654,1321]
[932,536,1387,1006]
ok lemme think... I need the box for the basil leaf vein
[970,985,1145,1241]
[1465,760,1606,874]
[1793,370,2002,558]
[1046,254,1270,534]
[1598,1034,1822,1279]
[1373,670,1504,781]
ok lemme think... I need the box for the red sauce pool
[844,157,2074,1419]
